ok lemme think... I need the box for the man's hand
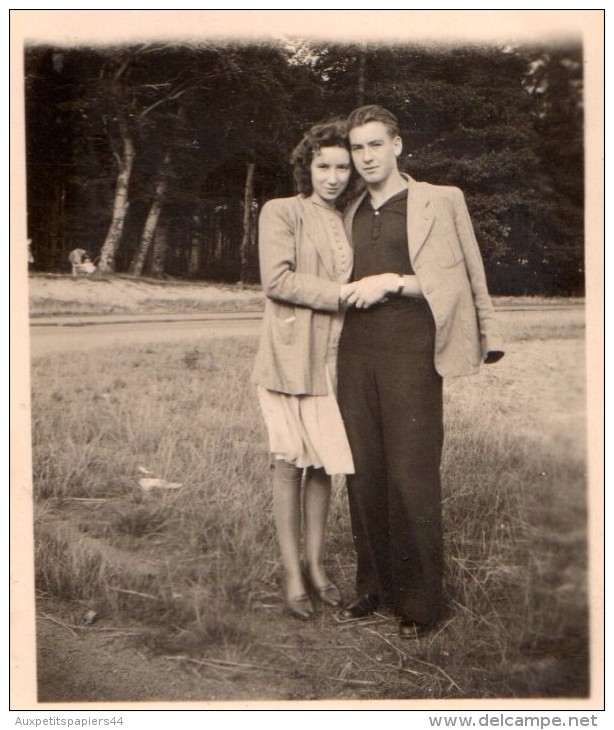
[484,350,505,364]
[341,273,399,309]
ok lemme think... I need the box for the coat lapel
[298,196,336,279]
[343,179,434,263]
[405,176,434,263]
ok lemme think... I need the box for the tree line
[24,39,584,296]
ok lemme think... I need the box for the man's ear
[393,136,403,157]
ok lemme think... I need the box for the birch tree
[95,46,194,273]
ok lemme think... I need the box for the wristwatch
[396,275,405,295]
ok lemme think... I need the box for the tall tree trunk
[97,127,135,273]
[188,213,203,277]
[129,151,171,276]
[150,220,168,278]
[50,174,65,270]
[239,160,255,286]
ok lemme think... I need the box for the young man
[337,105,503,637]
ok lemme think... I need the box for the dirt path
[28,306,584,358]
[29,317,261,357]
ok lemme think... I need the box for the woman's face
[310,146,351,206]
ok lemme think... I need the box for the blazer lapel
[298,196,336,279]
[341,178,434,263]
[405,176,434,263]
[343,179,434,262]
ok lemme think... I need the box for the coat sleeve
[258,199,341,312]
[451,188,504,362]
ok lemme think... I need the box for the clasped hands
[340,273,412,309]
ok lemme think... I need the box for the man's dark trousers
[338,298,444,625]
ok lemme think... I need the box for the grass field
[30,306,590,701]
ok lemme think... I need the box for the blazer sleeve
[258,199,341,312]
[451,188,505,362]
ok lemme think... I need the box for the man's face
[349,121,402,186]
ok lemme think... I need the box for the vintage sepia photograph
[10,9,604,710]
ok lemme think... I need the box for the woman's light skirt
[257,362,354,476]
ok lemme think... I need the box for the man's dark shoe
[399,617,437,638]
[338,594,379,621]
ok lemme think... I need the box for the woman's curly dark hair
[290,118,360,206]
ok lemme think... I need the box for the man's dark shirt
[351,188,414,281]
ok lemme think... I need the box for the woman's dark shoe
[312,582,342,608]
[338,594,379,621]
[285,593,314,620]
[399,617,437,638]
[302,564,342,607]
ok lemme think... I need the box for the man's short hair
[347,105,399,138]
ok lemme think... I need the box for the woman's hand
[340,274,424,309]
[340,274,398,309]
[339,282,359,304]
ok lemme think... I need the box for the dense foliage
[24,40,584,295]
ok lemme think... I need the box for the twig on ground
[38,612,144,635]
[263,643,361,651]
[365,628,406,669]
[38,612,80,638]
[353,646,423,677]
[168,655,289,673]
[167,655,378,687]
[404,654,464,693]
[429,616,456,641]
[182,658,234,685]
[333,611,391,630]
[365,627,463,687]
[86,626,146,633]
[450,556,506,618]
[270,646,295,663]
[109,586,160,600]
[451,599,504,637]
[65,497,110,502]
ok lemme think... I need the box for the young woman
[252,119,358,620]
